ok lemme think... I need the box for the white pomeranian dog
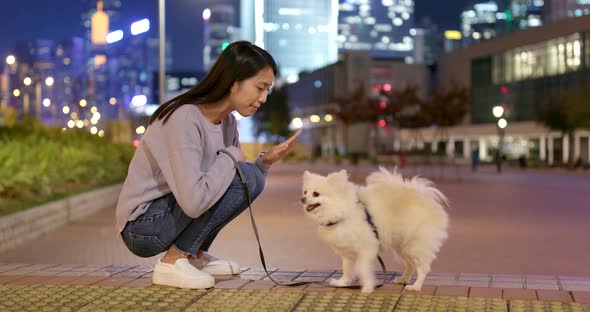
[301,167,449,293]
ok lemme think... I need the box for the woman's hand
[260,129,302,165]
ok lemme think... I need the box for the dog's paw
[328,278,352,287]
[393,276,409,284]
[361,285,374,293]
[404,284,422,292]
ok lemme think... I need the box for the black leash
[219,150,390,289]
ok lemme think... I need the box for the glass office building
[471,31,590,123]
[260,0,339,83]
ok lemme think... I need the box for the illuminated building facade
[338,0,415,61]
[258,0,339,83]
[203,4,237,70]
[543,0,590,22]
[439,15,590,164]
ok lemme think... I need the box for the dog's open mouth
[305,203,321,212]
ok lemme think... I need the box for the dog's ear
[303,170,311,180]
[328,169,348,182]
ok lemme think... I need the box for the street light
[2,55,17,108]
[492,105,507,173]
[36,76,54,119]
[21,75,54,118]
[492,105,504,118]
[6,55,15,65]
[42,98,51,107]
[45,77,54,87]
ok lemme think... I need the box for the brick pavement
[1,263,589,304]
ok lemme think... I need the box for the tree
[536,80,590,165]
[380,85,431,128]
[251,85,292,143]
[425,86,471,128]
[420,86,471,159]
[330,85,380,126]
[330,85,380,158]
[418,86,471,177]
[563,80,590,131]
[375,85,430,156]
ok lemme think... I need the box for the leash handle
[218,149,389,288]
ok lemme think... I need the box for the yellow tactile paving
[394,294,508,312]
[510,300,590,312]
[292,291,400,311]
[79,286,207,311]
[0,284,112,312]
[0,284,589,311]
[185,288,303,312]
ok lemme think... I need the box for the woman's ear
[230,81,240,94]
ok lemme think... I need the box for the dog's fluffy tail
[367,166,450,209]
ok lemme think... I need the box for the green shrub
[0,107,17,127]
[0,125,134,215]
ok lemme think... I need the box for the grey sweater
[115,104,269,232]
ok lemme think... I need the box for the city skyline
[0,0,472,72]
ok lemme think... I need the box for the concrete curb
[0,183,122,254]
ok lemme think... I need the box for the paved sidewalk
[2,162,590,275]
[1,263,590,311]
[1,162,590,310]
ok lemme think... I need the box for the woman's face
[229,66,275,117]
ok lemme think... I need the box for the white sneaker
[152,258,215,289]
[191,252,241,276]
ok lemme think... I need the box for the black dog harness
[324,205,379,240]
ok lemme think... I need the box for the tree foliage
[537,80,590,134]
[381,85,429,128]
[330,85,380,126]
[425,86,471,128]
[330,84,471,130]
[536,80,590,164]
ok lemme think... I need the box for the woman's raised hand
[260,129,302,165]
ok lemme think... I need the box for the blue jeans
[121,162,265,257]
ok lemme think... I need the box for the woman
[116,41,301,289]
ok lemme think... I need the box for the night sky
[0,0,471,72]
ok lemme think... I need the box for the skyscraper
[543,0,590,22]
[414,17,441,65]
[338,0,415,61]
[203,4,237,70]
[461,0,546,46]
[257,0,339,83]
[81,0,122,44]
[496,0,544,32]
[461,1,499,45]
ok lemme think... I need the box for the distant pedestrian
[471,149,480,172]
[398,151,406,169]
[518,155,527,169]
[494,150,502,173]
[116,41,301,289]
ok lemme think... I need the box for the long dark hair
[149,41,277,125]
